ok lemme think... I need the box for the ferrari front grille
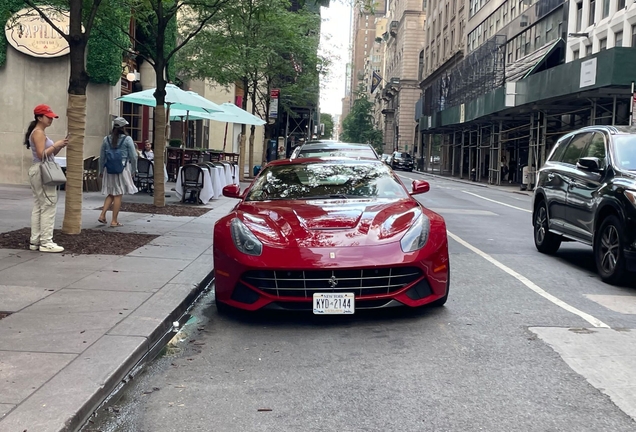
[241,267,422,298]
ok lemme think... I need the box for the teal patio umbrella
[169,102,265,151]
[116,84,224,114]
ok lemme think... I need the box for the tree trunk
[62,94,87,234]
[61,33,90,234]
[154,104,167,207]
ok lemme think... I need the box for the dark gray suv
[532,126,636,284]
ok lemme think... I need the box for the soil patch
[95,202,211,217]
[0,227,158,255]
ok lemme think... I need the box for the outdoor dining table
[174,165,216,204]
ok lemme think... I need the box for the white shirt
[142,149,154,161]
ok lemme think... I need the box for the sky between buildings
[319,3,351,117]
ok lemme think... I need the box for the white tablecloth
[221,163,234,185]
[175,166,215,204]
[210,166,225,198]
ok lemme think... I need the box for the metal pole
[498,121,502,186]
[612,95,617,126]
[451,132,456,177]
[541,112,547,167]
[460,131,464,179]
[630,82,634,126]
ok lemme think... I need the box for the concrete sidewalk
[0,183,242,431]
[413,170,533,196]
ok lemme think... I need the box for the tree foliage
[340,86,383,152]
[320,113,334,139]
[177,0,326,172]
[97,0,231,205]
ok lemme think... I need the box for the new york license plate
[313,293,355,315]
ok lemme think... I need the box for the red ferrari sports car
[213,158,449,314]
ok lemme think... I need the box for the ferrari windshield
[245,162,408,201]
[297,147,377,159]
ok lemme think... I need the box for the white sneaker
[39,242,64,253]
[29,243,39,251]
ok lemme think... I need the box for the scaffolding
[428,36,507,113]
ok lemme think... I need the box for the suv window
[548,135,572,162]
[561,132,592,164]
[581,132,607,167]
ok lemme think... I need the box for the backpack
[105,137,126,174]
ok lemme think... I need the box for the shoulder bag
[40,151,67,186]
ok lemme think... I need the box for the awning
[505,38,565,82]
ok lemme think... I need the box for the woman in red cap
[24,104,68,253]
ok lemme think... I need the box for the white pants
[28,164,58,245]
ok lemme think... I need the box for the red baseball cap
[33,104,59,119]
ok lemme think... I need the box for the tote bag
[40,153,67,186]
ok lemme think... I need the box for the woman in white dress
[98,117,138,227]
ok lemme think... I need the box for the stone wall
[0,47,116,185]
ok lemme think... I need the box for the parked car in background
[213,158,449,313]
[532,125,636,284]
[290,141,379,160]
[391,151,414,171]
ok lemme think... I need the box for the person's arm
[127,137,138,173]
[32,130,67,160]
[99,139,107,175]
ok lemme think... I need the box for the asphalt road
[86,172,636,432]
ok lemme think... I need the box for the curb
[76,269,216,431]
[414,170,532,196]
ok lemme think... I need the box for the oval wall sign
[4,7,70,58]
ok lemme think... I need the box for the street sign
[269,89,279,119]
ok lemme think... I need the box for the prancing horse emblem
[328,275,338,288]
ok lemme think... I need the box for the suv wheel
[534,201,561,254]
[594,215,627,284]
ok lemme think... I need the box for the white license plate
[313,293,355,315]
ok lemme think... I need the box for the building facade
[379,0,427,155]
[416,0,636,189]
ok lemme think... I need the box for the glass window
[581,132,607,167]
[616,31,623,47]
[586,44,592,56]
[561,133,593,164]
[600,38,607,50]
[602,0,609,18]
[618,0,626,9]
[573,49,580,59]
[245,162,408,201]
[549,135,573,162]
[613,135,636,171]
[589,0,596,27]
[576,2,583,31]
[632,25,636,47]
[121,102,142,143]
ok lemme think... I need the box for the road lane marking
[447,230,610,329]
[462,191,532,213]
[429,208,498,216]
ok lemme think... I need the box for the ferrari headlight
[230,218,263,256]
[400,213,430,253]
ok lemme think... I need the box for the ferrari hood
[235,199,422,248]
